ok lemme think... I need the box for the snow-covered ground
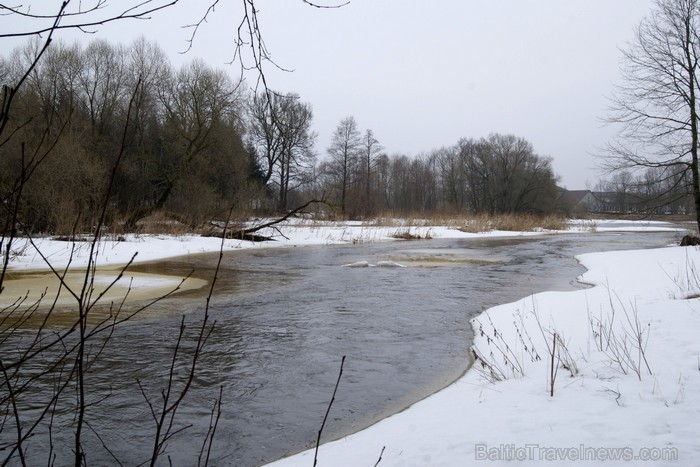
[4,219,698,466]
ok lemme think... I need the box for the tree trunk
[683,10,700,233]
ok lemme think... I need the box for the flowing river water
[1,227,684,466]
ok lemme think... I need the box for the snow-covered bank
[263,225,700,467]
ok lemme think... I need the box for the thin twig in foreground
[373,446,386,467]
[314,355,345,467]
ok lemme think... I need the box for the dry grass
[363,212,568,233]
[131,212,192,235]
[389,229,433,240]
[359,215,432,228]
[456,213,568,233]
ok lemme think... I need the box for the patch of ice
[342,261,370,268]
[375,260,406,268]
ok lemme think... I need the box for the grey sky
[6,0,657,189]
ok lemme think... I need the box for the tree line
[1,37,563,235]
[1,37,266,234]
[318,117,561,218]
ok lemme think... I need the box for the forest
[1,38,564,235]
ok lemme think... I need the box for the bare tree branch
[0,1,182,38]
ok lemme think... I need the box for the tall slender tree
[359,129,383,216]
[326,116,362,215]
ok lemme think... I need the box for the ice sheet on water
[341,260,406,268]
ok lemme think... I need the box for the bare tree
[326,116,362,215]
[605,0,700,230]
[358,129,383,216]
[276,97,317,211]
[434,146,466,212]
[247,91,317,211]
[77,39,128,143]
[454,135,559,214]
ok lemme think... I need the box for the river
[0,228,682,466]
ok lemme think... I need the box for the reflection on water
[0,230,681,466]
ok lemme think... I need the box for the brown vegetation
[360,212,568,234]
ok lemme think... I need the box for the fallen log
[202,199,324,241]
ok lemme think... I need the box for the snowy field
[3,219,698,466]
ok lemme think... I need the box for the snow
[3,218,697,466]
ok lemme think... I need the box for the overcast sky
[7,0,658,189]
